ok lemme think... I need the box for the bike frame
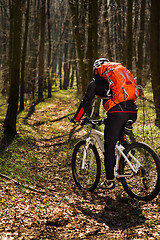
[83,128,142,178]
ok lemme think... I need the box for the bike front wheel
[72,140,101,192]
[119,142,160,201]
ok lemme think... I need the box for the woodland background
[0,1,160,239]
[0,0,159,133]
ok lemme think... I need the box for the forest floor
[0,90,160,240]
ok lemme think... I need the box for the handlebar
[68,117,104,127]
[69,117,133,135]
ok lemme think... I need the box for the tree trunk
[29,7,40,100]
[47,0,52,98]
[4,0,23,135]
[136,0,146,86]
[19,0,30,111]
[63,16,70,90]
[1,5,9,95]
[133,0,139,69]
[87,0,99,116]
[150,0,160,122]
[70,41,76,88]
[68,0,86,96]
[58,43,63,90]
[38,0,46,102]
[126,0,133,70]
[104,0,112,60]
[86,0,97,84]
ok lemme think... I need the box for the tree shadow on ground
[73,189,146,231]
[0,102,38,152]
[21,101,37,122]
[155,119,160,129]
[0,133,15,152]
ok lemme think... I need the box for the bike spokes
[120,142,160,201]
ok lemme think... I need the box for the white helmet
[93,58,109,70]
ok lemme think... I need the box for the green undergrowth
[0,117,43,185]
[0,88,77,186]
[98,83,160,155]
[132,84,160,154]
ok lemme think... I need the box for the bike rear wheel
[72,140,101,192]
[119,142,160,201]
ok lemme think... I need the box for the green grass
[0,87,78,186]
[0,126,42,184]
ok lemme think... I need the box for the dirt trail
[0,96,160,239]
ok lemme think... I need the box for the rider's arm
[73,79,96,121]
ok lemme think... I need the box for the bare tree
[47,0,52,98]
[126,0,133,70]
[150,0,160,122]
[68,0,86,95]
[19,0,30,111]
[38,0,46,102]
[4,0,23,135]
[136,0,146,86]
[68,0,98,95]
[0,1,9,95]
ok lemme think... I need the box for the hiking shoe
[99,180,115,189]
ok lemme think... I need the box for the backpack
[97,62,139,111]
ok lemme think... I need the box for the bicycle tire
[72,140,101,192]
[119,142,160,201]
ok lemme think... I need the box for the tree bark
[126,0,133,70]
[87,0,99,116]
[63,16,70,90]
[1,4,9,95]
[68,0,86,96]
[104,0,112,60]
[29,4,40,100]
[4,0,23,135]
[19,0,30,111]
[38,0,46,102]
[150,0,160,122]
[47,0,52,98]
[136,0,146,86]
[86,0,98,83]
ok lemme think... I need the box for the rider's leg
[104,111,137,181]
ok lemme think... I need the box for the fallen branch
[0,173,46,194]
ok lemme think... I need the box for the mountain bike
[70,117,160,202]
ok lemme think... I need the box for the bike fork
[81,138,94,170]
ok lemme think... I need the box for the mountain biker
[70,58,138,189]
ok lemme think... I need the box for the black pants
[104,101,137,180]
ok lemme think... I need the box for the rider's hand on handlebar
[69,116,90,126]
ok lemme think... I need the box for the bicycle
[70,117,160,202]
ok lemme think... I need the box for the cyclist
[70,58,138,189]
